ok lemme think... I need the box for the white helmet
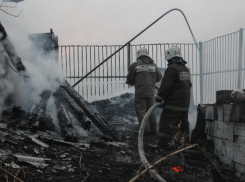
[136,47,149,59]
[164,46,182,61]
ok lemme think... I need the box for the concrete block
[205,120,213,140]
[213,120,234,141]
[234,135,245,145]
[216,90,233,104]
[234,123,245,137]
[205,105,217,120]
[231,103,245,123]
[235,162,245,174]
[234,144,245,165]
[217,106,223,121]
[223,104,234,122]
[219,155,234,169]
[213,137,223,157]
[213,137,234,161]
[222,140,234,160]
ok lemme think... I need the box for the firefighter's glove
[155,97,164,108]
[155,97,162,103]
[126,81,134,86]
[0,22,7,41]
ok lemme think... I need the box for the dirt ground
[0,125,218,182]
[0,93,236,182]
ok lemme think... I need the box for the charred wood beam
[57,87,91,130]
[55,98,78,142]
[32,90,54,131]
[0,22,26,72]
[61,80,118,140]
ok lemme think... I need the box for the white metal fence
[59,28,244,104]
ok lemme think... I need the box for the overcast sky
[1,0,245,51]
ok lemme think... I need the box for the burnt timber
[57,87,91,131]
[61,80,118,140]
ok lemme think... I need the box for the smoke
[0,33,64,117]
[0,43,15,113]
[46,95,60,132]
[13,54,63,109]
[89,86,135,102]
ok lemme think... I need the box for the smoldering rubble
[0,23,245,182]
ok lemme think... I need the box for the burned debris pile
[1,90,245,182]
[1,80,118,142]
[91,92,163,123]
[1,22,245,181]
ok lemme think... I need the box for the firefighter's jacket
[127,56,162,97]
[156,61,192,111]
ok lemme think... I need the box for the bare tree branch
[0,8,22,17]
[0,0,22,17]
[1,5,16,8]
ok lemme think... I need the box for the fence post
[199,41,203,104]
[238,28,243,89]
[127,42,131,71]
[127,43,131,88]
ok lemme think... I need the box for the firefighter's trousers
[135,97,156,133]
[158,108,189,146]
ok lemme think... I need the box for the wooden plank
[61,80,118,139]
[213,120,234,141]
[234,123,245,137]
[55,99,78,142]
[57,88,91,130]
[233,144,245,165]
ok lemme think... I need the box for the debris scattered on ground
[0,92,241,182]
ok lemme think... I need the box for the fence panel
[242,29,245,89]
[59,45,128,101]
[59,43,200,103]
[202,30,242,103]
[59,28,245,104]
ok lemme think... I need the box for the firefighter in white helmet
[149,46,192,149]
[127,47,162,134]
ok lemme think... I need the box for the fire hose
[135,102,229,182]
[137,102,167,182]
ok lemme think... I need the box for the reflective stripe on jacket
[157,62,192,110]
[127,56,162,97]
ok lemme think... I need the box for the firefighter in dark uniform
[127,47,162,134]
[150,46,192,148]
